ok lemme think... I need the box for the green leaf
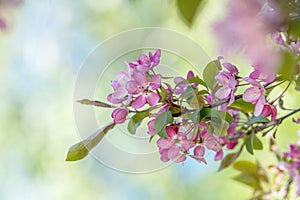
[203,59,222,90]
[233,161,258,175]
[154,110,173,138]
[175,77,207,89]
[218,145,244,171]
[247,115,269,125]
[197,90,209,95]
[233,174,262,190]
[176,0,206,26]
[186,77,208,88]
[218,153,237,171]
[160,86,168,101]
[229,98,254,114]
[246,133,263,155]
[188,109,202,123]
[295,74,300,91]
[199,107,212,121]
[288,18,300,38]
[66,123,116,161]
[180,86,195,99]
[128,118,143,135]
[278,51,297,81]
[127,110,149,135]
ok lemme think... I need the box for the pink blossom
[281,132,300,196]
[213,0,280,81]
[189,125,223,162]
[126,73,161,109]
[220,123,240,150]
[107,64,133,104]
[147,119,156,136]
[156,125,189,163]
[261,104,277,121]
[111,108,128,124]
[215,63,238,105]
[243,78,266,116]
[291,40,300,54]
[129,49,161,73]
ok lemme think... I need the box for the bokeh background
[1,0,300,199]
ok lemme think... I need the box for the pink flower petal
[134,73,148,87]
[223,63,238,74]
[174,77,185,85]
[149,74,161,90]
[147,92,160,106]
[147,119,156,136]
[243,87,261,103]
[174,154,187,163]
[214,150,223,161]
[166,125,178,138]
[132,95,147,109]
[159,149,170,162]
[126,81,139,94]
[215,87,231,100]
[149,49,161,67]
[157,138,172,149]
[194,145,205,156]
[167,146,180,159]
[254,95,266,116]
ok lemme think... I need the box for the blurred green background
[1,0,300,199]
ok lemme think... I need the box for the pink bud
[111,108,128,124]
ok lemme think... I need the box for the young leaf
[203,59,222,90]
[228,98,254,114]
[77,99,115,108]
[127,110,150,135]
[233,174,262,190]
[154,111,173,138]
[247,115,269,125]
[233,161,258,175]
[66,123,116,161]
[246,133,263,155]
[128,118,143,135]
[175,77,207,89]
[218,145,244,171]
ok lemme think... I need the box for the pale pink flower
[213,0,280,82]
[111,108,128,124]
[129,49,161,73]
[156,125,190,163]
[126,73,161,109]
[281,132,300,196]
[107,64,133,104]
[243,78,266,116]
[189,125,223,162]
[215,63,238,105]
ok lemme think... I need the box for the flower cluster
[108,49,162,123]
[67,1,300,199]
[281,132,300,196]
